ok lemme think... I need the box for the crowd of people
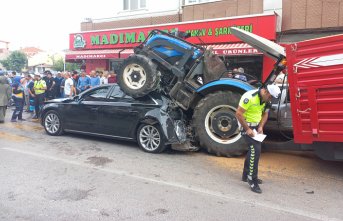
[0,69,117,123]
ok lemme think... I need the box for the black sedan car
[41,84,187,153]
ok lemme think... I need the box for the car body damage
[141,94,188,145]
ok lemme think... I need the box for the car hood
[230,27,286,60]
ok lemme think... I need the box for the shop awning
[65,43,260,61]
[207,43,262,56]
[65,49,133,60]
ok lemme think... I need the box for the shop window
[140,0,146,8]
[123,0,146,11]
[109,60,123,74]
[185,0,217,5]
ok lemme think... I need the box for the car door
[97,86,154,138]
[63,86,111,134]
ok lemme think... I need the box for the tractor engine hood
[230,27,286,60]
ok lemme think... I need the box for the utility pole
[63,56,66,72]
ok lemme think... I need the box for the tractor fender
[196,78,255,96]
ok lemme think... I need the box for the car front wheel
[43,110,63,136]
[137,124,166,153]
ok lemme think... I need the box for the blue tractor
[117,28,286,156]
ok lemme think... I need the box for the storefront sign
[65,50,132,60]
[213,48,260,55]
[70,14,276,50]
[74,54,107,59]
[73,34,86,49]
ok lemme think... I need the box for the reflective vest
[238,89,269,123]
[34,80,46,95]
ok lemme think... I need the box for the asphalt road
[0,110,342,221]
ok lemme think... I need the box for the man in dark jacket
[10,76,25,122]
[54,72,63,98]
[45,72,56,100]
[0,76,12,123]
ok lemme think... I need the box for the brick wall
[182,0,263,21]
[81,14,180,32]
[282,0,343,31]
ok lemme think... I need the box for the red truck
[231,28,343,161]
[286,34,343,161]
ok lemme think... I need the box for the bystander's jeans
[11,97,24,120]
[34,93,45,118]
[25,94,30,111]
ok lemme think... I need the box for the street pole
[63,56,66,72]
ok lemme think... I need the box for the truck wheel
[193,91,246,157]
[117,54,160,98]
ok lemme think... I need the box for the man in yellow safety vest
[32,73,47,119]
[236,84,281,194]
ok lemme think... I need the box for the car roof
[85,84,163,101]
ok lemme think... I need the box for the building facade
[280,0,343,42]
[81,0,182,31]
[67,0,343,79]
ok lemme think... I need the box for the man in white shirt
[275,72,287,84]
[64,72,74,98]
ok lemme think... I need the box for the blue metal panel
[196,79,255,93]
[153,46,183,57]
[146,34,202,59]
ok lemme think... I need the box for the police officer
[236,84,281,193]
[33,74,47,119]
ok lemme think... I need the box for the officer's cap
[267,84,281,98]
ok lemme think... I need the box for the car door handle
[129,110,138,114]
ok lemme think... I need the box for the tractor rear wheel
[193,91,247,157]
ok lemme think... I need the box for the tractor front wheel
[117,54,160,98]
[193,91,247,157]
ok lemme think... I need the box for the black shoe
[242,176,263,184]
[248,180,262,194]
[18,119,26,121]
